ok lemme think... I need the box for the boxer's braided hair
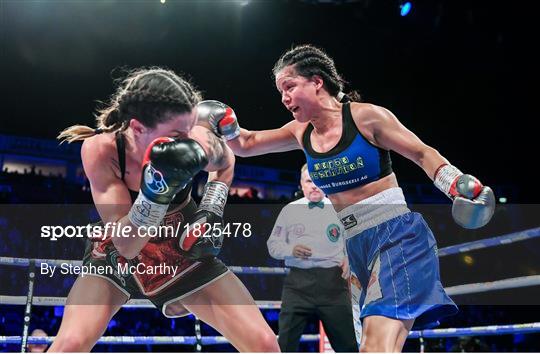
[272,44,361,102]
[58,67,201,143]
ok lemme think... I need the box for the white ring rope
[2,274,540,308]
[0,296,282,309]
[445,275,540,296]
[2,322,540,345]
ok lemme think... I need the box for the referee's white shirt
[267,197,346,269]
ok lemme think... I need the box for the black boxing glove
[179,181,229,259]
[434,164,495,229]
[128,138,208,229]
[196,100,240,140]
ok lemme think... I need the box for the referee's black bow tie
[308,201,324,209]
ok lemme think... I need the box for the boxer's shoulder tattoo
[205,131,226,168]
[110,158,120,170]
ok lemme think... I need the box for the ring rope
[437,227,540,257]
[445,275,540,296]
[1,322,539,345]
[0,296,282,309]
[408,322,540,338]
[0,335,318,345]
[3,274,540,308]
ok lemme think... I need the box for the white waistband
[337,187,410,239]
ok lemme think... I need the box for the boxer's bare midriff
[328,173,399,212]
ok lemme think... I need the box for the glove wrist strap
[223,128,240,141]
[128,192,169,228]
[434,164,462,198]
[200,181,229,217]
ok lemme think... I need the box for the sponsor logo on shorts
[326,223,341,242]
[341,214,357,230]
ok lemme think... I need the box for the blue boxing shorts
[338,188,458,329]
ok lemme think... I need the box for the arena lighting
[160,0,166,3]
[463,255,474,266]
[499,197,507,203]
[400,1,412,16]
[234,0,249,6]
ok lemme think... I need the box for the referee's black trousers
[278,266,358,352]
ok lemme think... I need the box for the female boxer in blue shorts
[202,45,495,352]
[49,68,279,352]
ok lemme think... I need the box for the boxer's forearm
[207,145,235,187]
[226,128,255,157]
[415,146,449,181]
[228,127,300,157]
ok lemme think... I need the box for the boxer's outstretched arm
[194,100,302,157]
[227,121,302,157]
[351,103,448,179]
[352,103,494,229]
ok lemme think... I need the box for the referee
[267,164,358,352]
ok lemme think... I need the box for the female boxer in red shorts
[201,45,495,352]
[49,68,279,352]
